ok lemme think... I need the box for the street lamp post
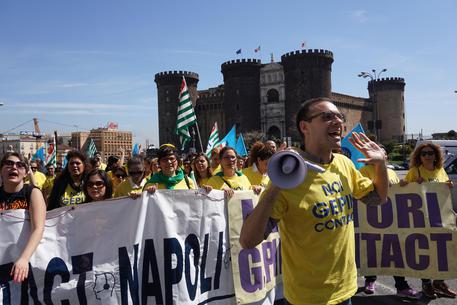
[358,68,387,141]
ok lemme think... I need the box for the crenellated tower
[281,49,334,141]
[154,71,199,145]
[368,77,406,142]
[221,59,262,134]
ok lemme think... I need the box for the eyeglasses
[87,181,105,188]
[420,150,435,157]
[128,171,144,176]
[31,167,38,171]
[4,160,26,169]
[161,156,177,163]
[222,155,237,160]
[305,111,346,123]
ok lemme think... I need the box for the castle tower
[221,59,262,134]
[154,71,199,146]
[368,77,406,143]
[281,49,334,141]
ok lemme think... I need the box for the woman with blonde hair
[402,142,454,299]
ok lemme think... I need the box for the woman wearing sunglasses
[144,144,196,192]
[83,169,113,202]
[207,146,261,197]
[401,142,455,299]
[0,152,46,283]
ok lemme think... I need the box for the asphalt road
[354,276,457,305]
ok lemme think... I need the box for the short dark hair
[157,145,178,161]
[295,97,333,138]
[219,146,236,160]
[0,152,29,172]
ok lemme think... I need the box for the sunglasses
[305,111,346,123]
[420,150,435,157]
[4,160,26,169]
[128,171,144,176]
[87,181,105,188]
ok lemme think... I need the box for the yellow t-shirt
[99,162,107,171]
[359,165,400,184]
[114,178,147,198]
[42,176,55,196]
[243,165,270,188]
[405,165,449,183]
[24,171,47,190]
[211,164,222,175]
[270,153,373,305]
[144,177,196,190]
[60,184,86,206]
[197,177,210,187]
[207,173,252,190]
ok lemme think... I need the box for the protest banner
[0,191,235,305]
[227,192,283,305]
[355,182,457,279]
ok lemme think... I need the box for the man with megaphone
[240,97,389,305]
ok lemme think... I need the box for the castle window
[267,89,280,103]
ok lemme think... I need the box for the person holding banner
[144,144,196,192]
[401,142,456,299]
[48,150,87,210]
[193,153,213,187]
[240,97,389,305]
[207,146,262,197]
[243,141,275,188]
[0,152,46,283]
[360,145,420,299]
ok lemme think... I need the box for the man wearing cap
[240,97,389,305]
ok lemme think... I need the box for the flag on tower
[175,76,197,149]
[301,41,306,49]
[205,122,220,155]
[254,46,261,53]
[236,49,242,55]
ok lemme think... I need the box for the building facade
[71,128,133,159]
[156,49,406,148]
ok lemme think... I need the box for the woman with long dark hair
[83,169,113,202]
[0,152,46,283]
[47,150,87,210]
[193,153,212,187]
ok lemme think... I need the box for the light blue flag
[132,143,140,156]
[32,146,46,162]
[341,123,366,169]
[235,134,248,157]
[219,125,237,148]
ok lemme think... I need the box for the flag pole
[194,121,204,152]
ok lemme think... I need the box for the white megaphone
[268,150,325,189]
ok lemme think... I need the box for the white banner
[0,190,236,305]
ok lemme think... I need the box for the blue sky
[1,0,456,146]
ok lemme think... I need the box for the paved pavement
[354,276,457,304]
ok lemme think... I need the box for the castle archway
[267,125,281,140]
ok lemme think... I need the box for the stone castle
[155,49,405,148]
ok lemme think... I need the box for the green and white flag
[175,76,197,149]
[87,138,97,158]
[205,122,220,156]
[45,140,56,166]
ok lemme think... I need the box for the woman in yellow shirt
[243,141,275,189]
[193,153,212,187]
[402,142,455,299]
[207,147,261,197]
[144,144,196,192]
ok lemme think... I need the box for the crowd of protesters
[1,99,456,304]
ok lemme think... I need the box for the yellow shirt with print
[144,177,196,190]
[360,165,400,184]
[114,178,147,198]
[60,184,86,206]
[404,165,449,183]
[270,153,374,305]
[243,165,270,188]
[207,173,252,190]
